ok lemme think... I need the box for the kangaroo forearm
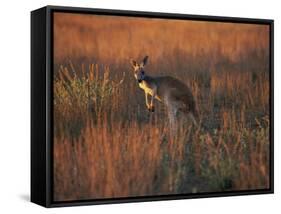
[150,95,155,106]
[145,93,149,107]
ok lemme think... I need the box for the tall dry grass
[53,12,270,201]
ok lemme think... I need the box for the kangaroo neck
[140,74,154,83]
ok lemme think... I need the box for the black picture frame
[31,5,274,208]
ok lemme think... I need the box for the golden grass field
[53,12,270,201]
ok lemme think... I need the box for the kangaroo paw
[148,105,155,112]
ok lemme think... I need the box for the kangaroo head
[131,56,149,83]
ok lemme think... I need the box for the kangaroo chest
[139,81,162,101]
[139,81,154,95]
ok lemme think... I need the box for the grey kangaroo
[131,56,199,131]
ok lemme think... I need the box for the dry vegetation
[53,13,270,201]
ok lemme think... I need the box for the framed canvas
[31,5,274,207]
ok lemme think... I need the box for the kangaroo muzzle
[138,71,145,83]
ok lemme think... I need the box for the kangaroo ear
[131,59,137,67]
[141,56,149,66]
